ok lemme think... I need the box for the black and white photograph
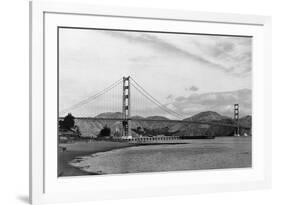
[58,27,252,177]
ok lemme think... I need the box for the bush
[99,126,111,137]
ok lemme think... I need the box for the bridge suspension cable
[60,77,123,115]
[130,77,185,120]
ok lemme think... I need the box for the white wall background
[0,0,279,204]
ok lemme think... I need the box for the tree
[61,113,75,130]
[99,126,111,137]
[136,126,144,135]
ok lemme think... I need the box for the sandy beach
[58,141,134,176]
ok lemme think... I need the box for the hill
[95,112,122,119]
[146,116,170,120]
[239,115,252,127]
[184,111,228,122]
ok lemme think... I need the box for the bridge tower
[234,103,240,136]
[122,76,131,137]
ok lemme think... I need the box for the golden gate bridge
[60,76,250,137]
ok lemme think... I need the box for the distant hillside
[169,111,233,136]
[95,112,122,118]
[72,111,251,137]
[184,111,228,122]
[146,116,170,120]
[239,115,252,127]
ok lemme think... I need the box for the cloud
[166,94,173,100]
[192,36,252,76]
[168,89,251,118]
[102,31,252,77]
[187,86,199,92]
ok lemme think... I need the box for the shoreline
[58,141,135,177]
[58,141,191,177]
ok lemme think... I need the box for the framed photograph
[30,1,271,204]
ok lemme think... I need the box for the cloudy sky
[59,28,252,118]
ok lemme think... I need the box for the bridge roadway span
[75,117,250,129]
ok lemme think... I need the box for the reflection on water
[70,137,252,174]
